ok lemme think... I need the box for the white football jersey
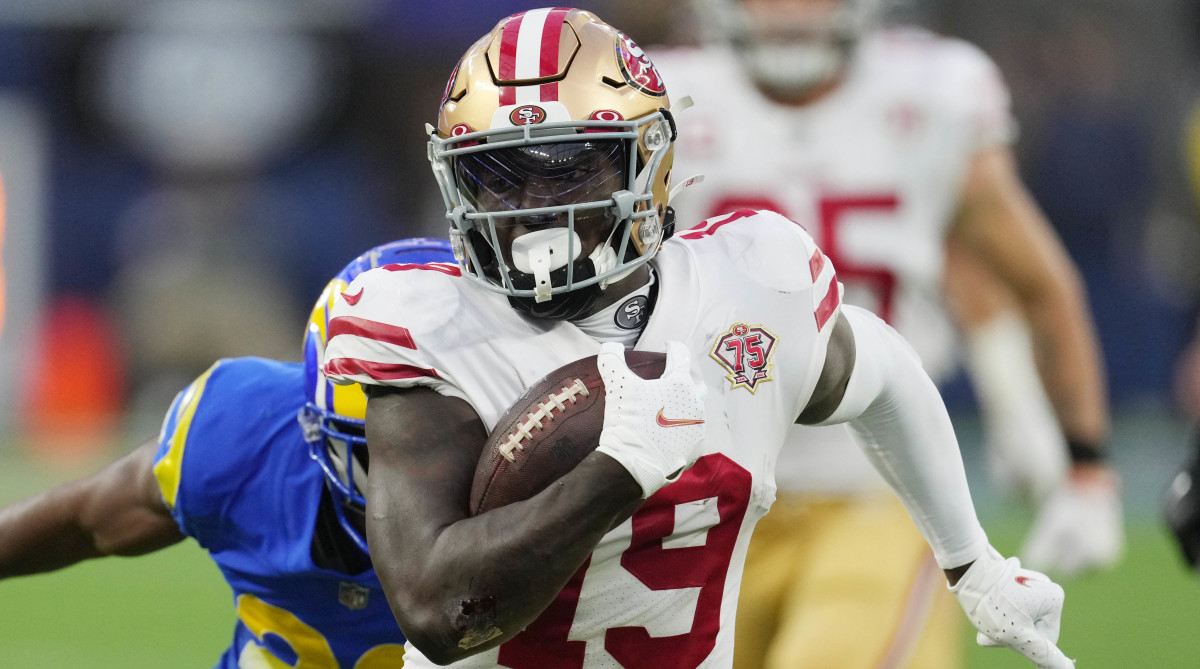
[652,28,1015,493]
[324,209,841,668]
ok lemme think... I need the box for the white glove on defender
[596,341,707,498]
[1020,469,1124,577]
[951,546,1074,669]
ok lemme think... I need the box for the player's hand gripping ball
[470,350,667,515]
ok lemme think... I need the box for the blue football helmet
[300,237,455,552]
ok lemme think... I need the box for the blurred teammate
[0,238,455,667]
[322,8,1071,668]
[650,0,1120,666]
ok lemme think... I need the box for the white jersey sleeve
[934,37,1017,152]
[667,207,842,420]
[322,262,471,405]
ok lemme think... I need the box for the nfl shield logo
[338,582,370,611]
[710,322,778,393]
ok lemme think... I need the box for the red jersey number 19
[498,454,753,668]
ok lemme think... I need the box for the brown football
[470,351,667,515]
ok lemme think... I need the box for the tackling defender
[0,238,455,667]
[651,0,1120,666]
[323,8,1072,668]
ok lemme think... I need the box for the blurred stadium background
[1,0,1200,666]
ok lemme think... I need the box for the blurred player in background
[323,8,1071,668]
[650,0,1121,666]
[1165,100,1200,572]
[0,238,455,667]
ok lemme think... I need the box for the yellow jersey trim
[153,361,220,509]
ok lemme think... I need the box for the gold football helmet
[428,8,676,320]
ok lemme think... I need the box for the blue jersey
[153,357,406,668]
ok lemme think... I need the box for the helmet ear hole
[466,228,498,272]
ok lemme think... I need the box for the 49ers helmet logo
[509,104,547,126]
[710,322,778,393]
[615,32,666,97]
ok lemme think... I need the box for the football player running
[0,238,455,667]
[322,8,1072,668]
[649,1,1119,666]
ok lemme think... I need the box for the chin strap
[589,243,618,289]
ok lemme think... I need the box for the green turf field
[0,517,1194,667]
[0,542,230,666]
[968,520,1200,668]
[1,411,1198,667]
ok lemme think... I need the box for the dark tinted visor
[454,140,627,213]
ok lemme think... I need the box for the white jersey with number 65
[653,27,1016,492]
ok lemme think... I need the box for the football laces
[498,379,591,462]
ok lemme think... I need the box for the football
[470,351,667,515]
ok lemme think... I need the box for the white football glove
[1020,466,1124,577]
[950,545,1075,669]
[968,312,1069,502]
[596,341,708,498]
[984,412,1069,503]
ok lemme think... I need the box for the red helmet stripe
[538,7,570,102]
[498,8,578,108]
[498,12,524,106]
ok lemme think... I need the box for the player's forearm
[1022,267,1110,449]
[955,145,1110,452]
[0,443,181,579]
[0,486,106,578]
[372,453,640,663]
[365,387,643,663]
[815,305,989,568]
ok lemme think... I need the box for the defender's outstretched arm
[0,440,183,579]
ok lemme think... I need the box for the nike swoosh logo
[656,408,705,428]
[341,287,364,306]
[1015,576,1035,587]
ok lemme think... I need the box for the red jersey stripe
[678,209,758,240]
[328,316,417,350]
[815,279,840,331]
[382,262,462,277]
[808,248,827,282]
[325,357,440,381]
